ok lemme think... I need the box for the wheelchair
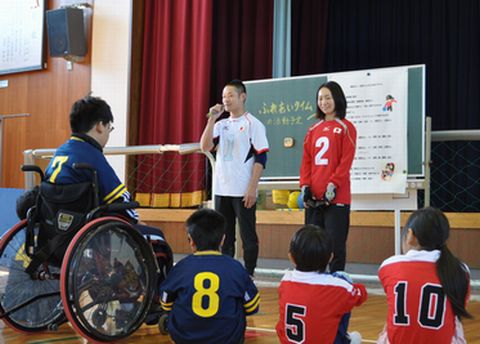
[0,164,172,342]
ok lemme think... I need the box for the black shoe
[145,303,162,325]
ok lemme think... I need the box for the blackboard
[0,0,46,75]
[245,65,425,179]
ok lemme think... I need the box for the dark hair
[315,81,347,120]
[225,79,247,95]
[186,208,225,251]
[289,225,333,272]
[16,185,40,220]
[404,207,472,319]
[70,95,114,133]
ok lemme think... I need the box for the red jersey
[276,270,367,344]
[300,118,356,204]
[379,250,469,344]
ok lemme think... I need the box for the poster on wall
[332,69,408,194]
[0,0,45,75]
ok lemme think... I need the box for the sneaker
[348,331,362,344]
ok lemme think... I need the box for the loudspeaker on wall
[46,7,86,57]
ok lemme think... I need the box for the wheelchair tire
[0,221,64,332]
[60,217,157,342]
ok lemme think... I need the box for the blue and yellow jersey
[44,134,138,221]
[160,251,260,344]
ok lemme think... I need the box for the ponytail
[436,246,472,319]
[408,207,472,320]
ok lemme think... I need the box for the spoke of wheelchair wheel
[78,280,95,294]
[76,285,97,311]
[115,230,127,258]
[79,299,96,312]
[2,291,61,315]
[120,235,130,252]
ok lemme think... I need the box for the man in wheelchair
[5,95,172,340]
[17,95,171,274]
[45,95,171,269]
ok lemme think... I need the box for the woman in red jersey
[300,81,357,272]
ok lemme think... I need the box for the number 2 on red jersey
[315,137,329,166]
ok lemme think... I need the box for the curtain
[136,0,213,207]
[210,0,274,106]
[323,0,480,211]
[291,0,330,75]
[324,0,480,130]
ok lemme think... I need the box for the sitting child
[276,224,367,344]
[159,208,260,344]
[378,207,471,344]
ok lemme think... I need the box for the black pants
[135,224,173,299]
[215,196,258,276]
[305,204,350,272]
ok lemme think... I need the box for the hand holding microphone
[207,104,224,120]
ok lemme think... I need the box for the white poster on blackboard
[0,0,45,75]
[331,69,408,194]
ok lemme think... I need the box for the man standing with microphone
[200,79,269,277]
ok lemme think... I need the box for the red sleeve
[352,283,368,306]
[378,265,388,292]
[339,283,368,315]
[329,121,357,188]
[299,129,313,187]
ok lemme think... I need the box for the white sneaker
[348,331,362,344]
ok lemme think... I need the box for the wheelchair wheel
[0,221,63,332]
[61,217,157,342]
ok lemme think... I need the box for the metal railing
[23,143,215,191]
[22,132,479,288]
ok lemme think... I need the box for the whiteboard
[245,64,426,184]
[0,0,45,75]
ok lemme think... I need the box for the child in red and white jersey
[378,207,472,344]
[276,225,367,344]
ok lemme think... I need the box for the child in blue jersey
[160,208,260,344]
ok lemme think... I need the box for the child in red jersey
[276,225,367,344]
[378,207,471,344]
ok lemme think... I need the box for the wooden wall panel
[0,0,92,188]
[128,0,145,147]
[257,225,395,264]
[140,209,480,268]
[258,224,297,258]
[446,229,480,268]
[147,221,191,254]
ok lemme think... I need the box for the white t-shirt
[213,112,269,196]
